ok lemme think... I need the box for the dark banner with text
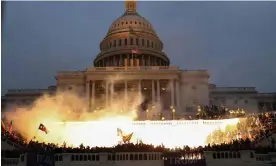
[27,152,55,166]
[164,158,206,166]
[163,152,206,166]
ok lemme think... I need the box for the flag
[132,49,140,54]
[1,120,6,131]
[123,132,133,143]
[117,128,123,136]
[38,123,48,134]
[8,120,13,133]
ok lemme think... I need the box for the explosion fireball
[3,88,241,149]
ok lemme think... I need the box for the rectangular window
[130,38,133,45]
[136,38,139,45]
[142,39,144,46]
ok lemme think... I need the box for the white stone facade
[55,66,210,116]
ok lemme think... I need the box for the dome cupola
[94,1,170,67]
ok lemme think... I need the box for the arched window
[134,154,138,160]
[212,153,216,159]
[114,40,116,47]
[225,152,228,158]
[120,155,123,160]
[143,154,147,160]
[139,154,142,160]
[217,152,220,159]
[229,152,232,158]
[92,155,95,161]
[119,39,122,46]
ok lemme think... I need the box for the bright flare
[3,90,241,148]
[36,119,239,148]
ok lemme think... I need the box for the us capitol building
[2,1,276,117]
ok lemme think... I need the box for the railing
[87,66,179,71]
[257,93,276,97]
[211,87,257,92]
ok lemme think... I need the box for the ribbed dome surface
[106,12,157,37]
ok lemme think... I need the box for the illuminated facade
[2,1,276,117]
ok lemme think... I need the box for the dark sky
[2,1,276,94]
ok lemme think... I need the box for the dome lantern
[125,0,137,13]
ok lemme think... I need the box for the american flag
[132,49,140,54]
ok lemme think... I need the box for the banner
[164,158,206,166]
[163,153,206,166]
[27,152,55,166]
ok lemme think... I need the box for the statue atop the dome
[125,0,136,13]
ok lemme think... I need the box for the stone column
[138,80,142,99]
[105,81,109,108]
[176,80,180,111]
[152,80,155,103]
[110,82,114,106]
[127,54,129,67]
[86,81,90,110]
[92,81,95,107]
[125,80,128,106]
[157,80,160,102]
[170,79,175,107]
[113,56,116,66]
[120,55,122,66]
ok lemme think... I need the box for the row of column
[96,54,169,67]
[86,79,180,110]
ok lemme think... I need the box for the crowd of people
[1,111,276,159]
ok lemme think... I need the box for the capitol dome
[93,1,170,67]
